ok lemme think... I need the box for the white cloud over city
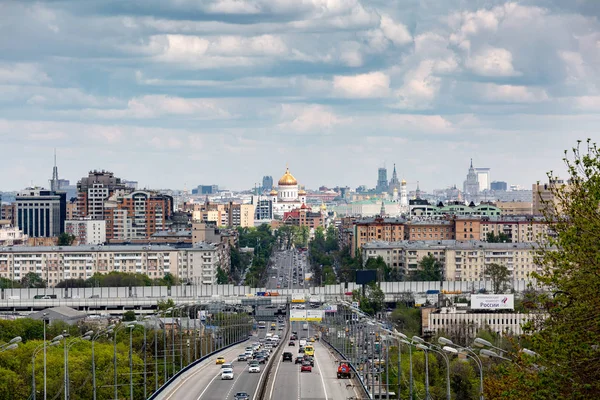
[0,0,598,191]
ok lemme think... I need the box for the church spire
[380,200,386,217]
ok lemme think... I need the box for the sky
[1,0,599,192]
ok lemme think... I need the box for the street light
[65,331,93,400]
[92,325,115,400]
[415,344,431,400]
[113,323,134,400]
[0,336,22,350]
[474,337,506,354]
[439,337,484,400]
[424,343,451,400]
[32,336,63,400]
[480,348,512,361]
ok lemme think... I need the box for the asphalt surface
[268,321,357,400]
[268,249,308,290]
[159,326,276,400]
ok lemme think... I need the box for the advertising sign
[290,310,307,321]
[291,293,306,303]
[306,310,323,322]
[471,294,514,310]
[304,273,313,281]
[324,304,338,313]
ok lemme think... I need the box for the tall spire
[50,148,59,192]
[380,200,386,217]
[470,158,473,168]
[392,163,398,179]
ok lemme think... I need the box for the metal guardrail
[321,337,371,400]
[256,320,289,400]
[147,336,250,400]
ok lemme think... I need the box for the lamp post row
[22,302,250,400]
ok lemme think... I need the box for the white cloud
[466,47,520,77]
[0,63,50,85]
[333,72,390,98]
[395,60,441,109]
[479,84,548,103]
[87,95,232,119]
[379,15,412,46]
[277,104,350,133]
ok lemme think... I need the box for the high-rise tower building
[50,149,60,192]
[376,167,389,193]
[76,170,131,219]
[15,188,66,237]
[262,176,274,191]
[463,159,480,200]
[474,168,491,191]
[388,163,401,194]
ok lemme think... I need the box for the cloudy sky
[1,0,598,192]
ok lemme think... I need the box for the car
[300,362,312,373]
[256,356,266,364]
[216,356,226,365]
[238,354,248,361]
[221,368,234,380]
[298,347,304,353]
[249,364,260,373]
[282,352,293,362]
[234,392,250,400]
[295,356,304,364]
[288,341,295,346]
[303,355,314,366]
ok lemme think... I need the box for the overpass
[0,279,540,313]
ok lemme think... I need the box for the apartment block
[227,202,255,228]
[480,216,550,243]
[0,244,226,287]
[532,179,570,215]
[64,219,107,245]
[0,220,28,246]
[352,217,406,256]
[494,201,532,215]
[282,204,324,229]
[76,170,131,219]
[362,240,539,282]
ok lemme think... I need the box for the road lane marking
[165,345,243,400]
[314,347,329,400]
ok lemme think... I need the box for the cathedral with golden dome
[268,166,307,217]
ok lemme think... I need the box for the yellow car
[216,357,226,365]
[309,337,316,343]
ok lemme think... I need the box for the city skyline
[1,1,594,190]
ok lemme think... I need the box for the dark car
[234,392,250,400]
[282,352,293,362]
[256,355,266,364]
[303,355,314,366]
[288,341,295,346]
[295,356,304,364]
[298,347,305,353]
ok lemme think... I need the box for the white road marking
[314,347,329,400]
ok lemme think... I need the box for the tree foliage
[352,282,385,315]
[57,233,76,246]
[486,139,600,399]
[411,255,443,281]
[485,263,511,293]
[21,272,46,288]
[486,231,511,243]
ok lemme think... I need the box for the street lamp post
[415,344,430,400]
[114,323,134,400]
[42,312,48,400]
[92,326,115,400]
[439,337,484,400]
[129,324,134,400]
[65,331,93,400]
[32,336,63,400]
[426,343,451,400]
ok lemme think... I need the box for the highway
[268,249,308,291]
[267,321,357,400]
[158,323,281,400]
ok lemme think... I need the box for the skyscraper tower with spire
[50,149,60,192]
[463,158,480,202]
[388,163,401,194]
[376,166,389,193]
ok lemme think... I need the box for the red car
[301,362,312,372]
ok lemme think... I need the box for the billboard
[471,294,514,310]
[304,273,313,281]
[291,293,306,303]
[324,304,338,313]
[290,310,307,321]
[306,310,323,321]
[356,270,377,285]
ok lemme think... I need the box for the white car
[248,364,260,373]
[221,368,234,380]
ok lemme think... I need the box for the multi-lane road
[267,249,309,291]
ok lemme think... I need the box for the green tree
[365,256,391,281]
[486,231,511,243]
[20,272,46,288]
[216,267,229,284]
[122,310,136,321]
[57,232,76,246]
[485,263,511,293]
[486,139,600,399]
[411,255,443,281]
[157,298,175,311]
[0,277,20,289]
[352,282,385,315]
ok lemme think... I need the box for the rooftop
[362,240,536,250]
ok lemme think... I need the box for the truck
[337,361,351,379]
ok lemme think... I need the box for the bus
[258,321,266,329]
[304,345,315,356]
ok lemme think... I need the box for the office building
[463,159,480,200]
[491,181,508,191]
[251,196,273,221]
[227,202,255,228]
[376,167,389,193]
[262,176,274,191]
[76,170,131,219]
[474,168,491,191]
[14,188,66,238]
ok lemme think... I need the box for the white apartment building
[0,244,224,287]
[362,240,540,282]
[0,221,28,246]
[64,219,106,245]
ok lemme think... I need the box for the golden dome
[278,167,298,186]
[298,189,306,195]
[269,189,278,196]
[401,178,407,185]
[320,202,327,210]
[393,187,398,192]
